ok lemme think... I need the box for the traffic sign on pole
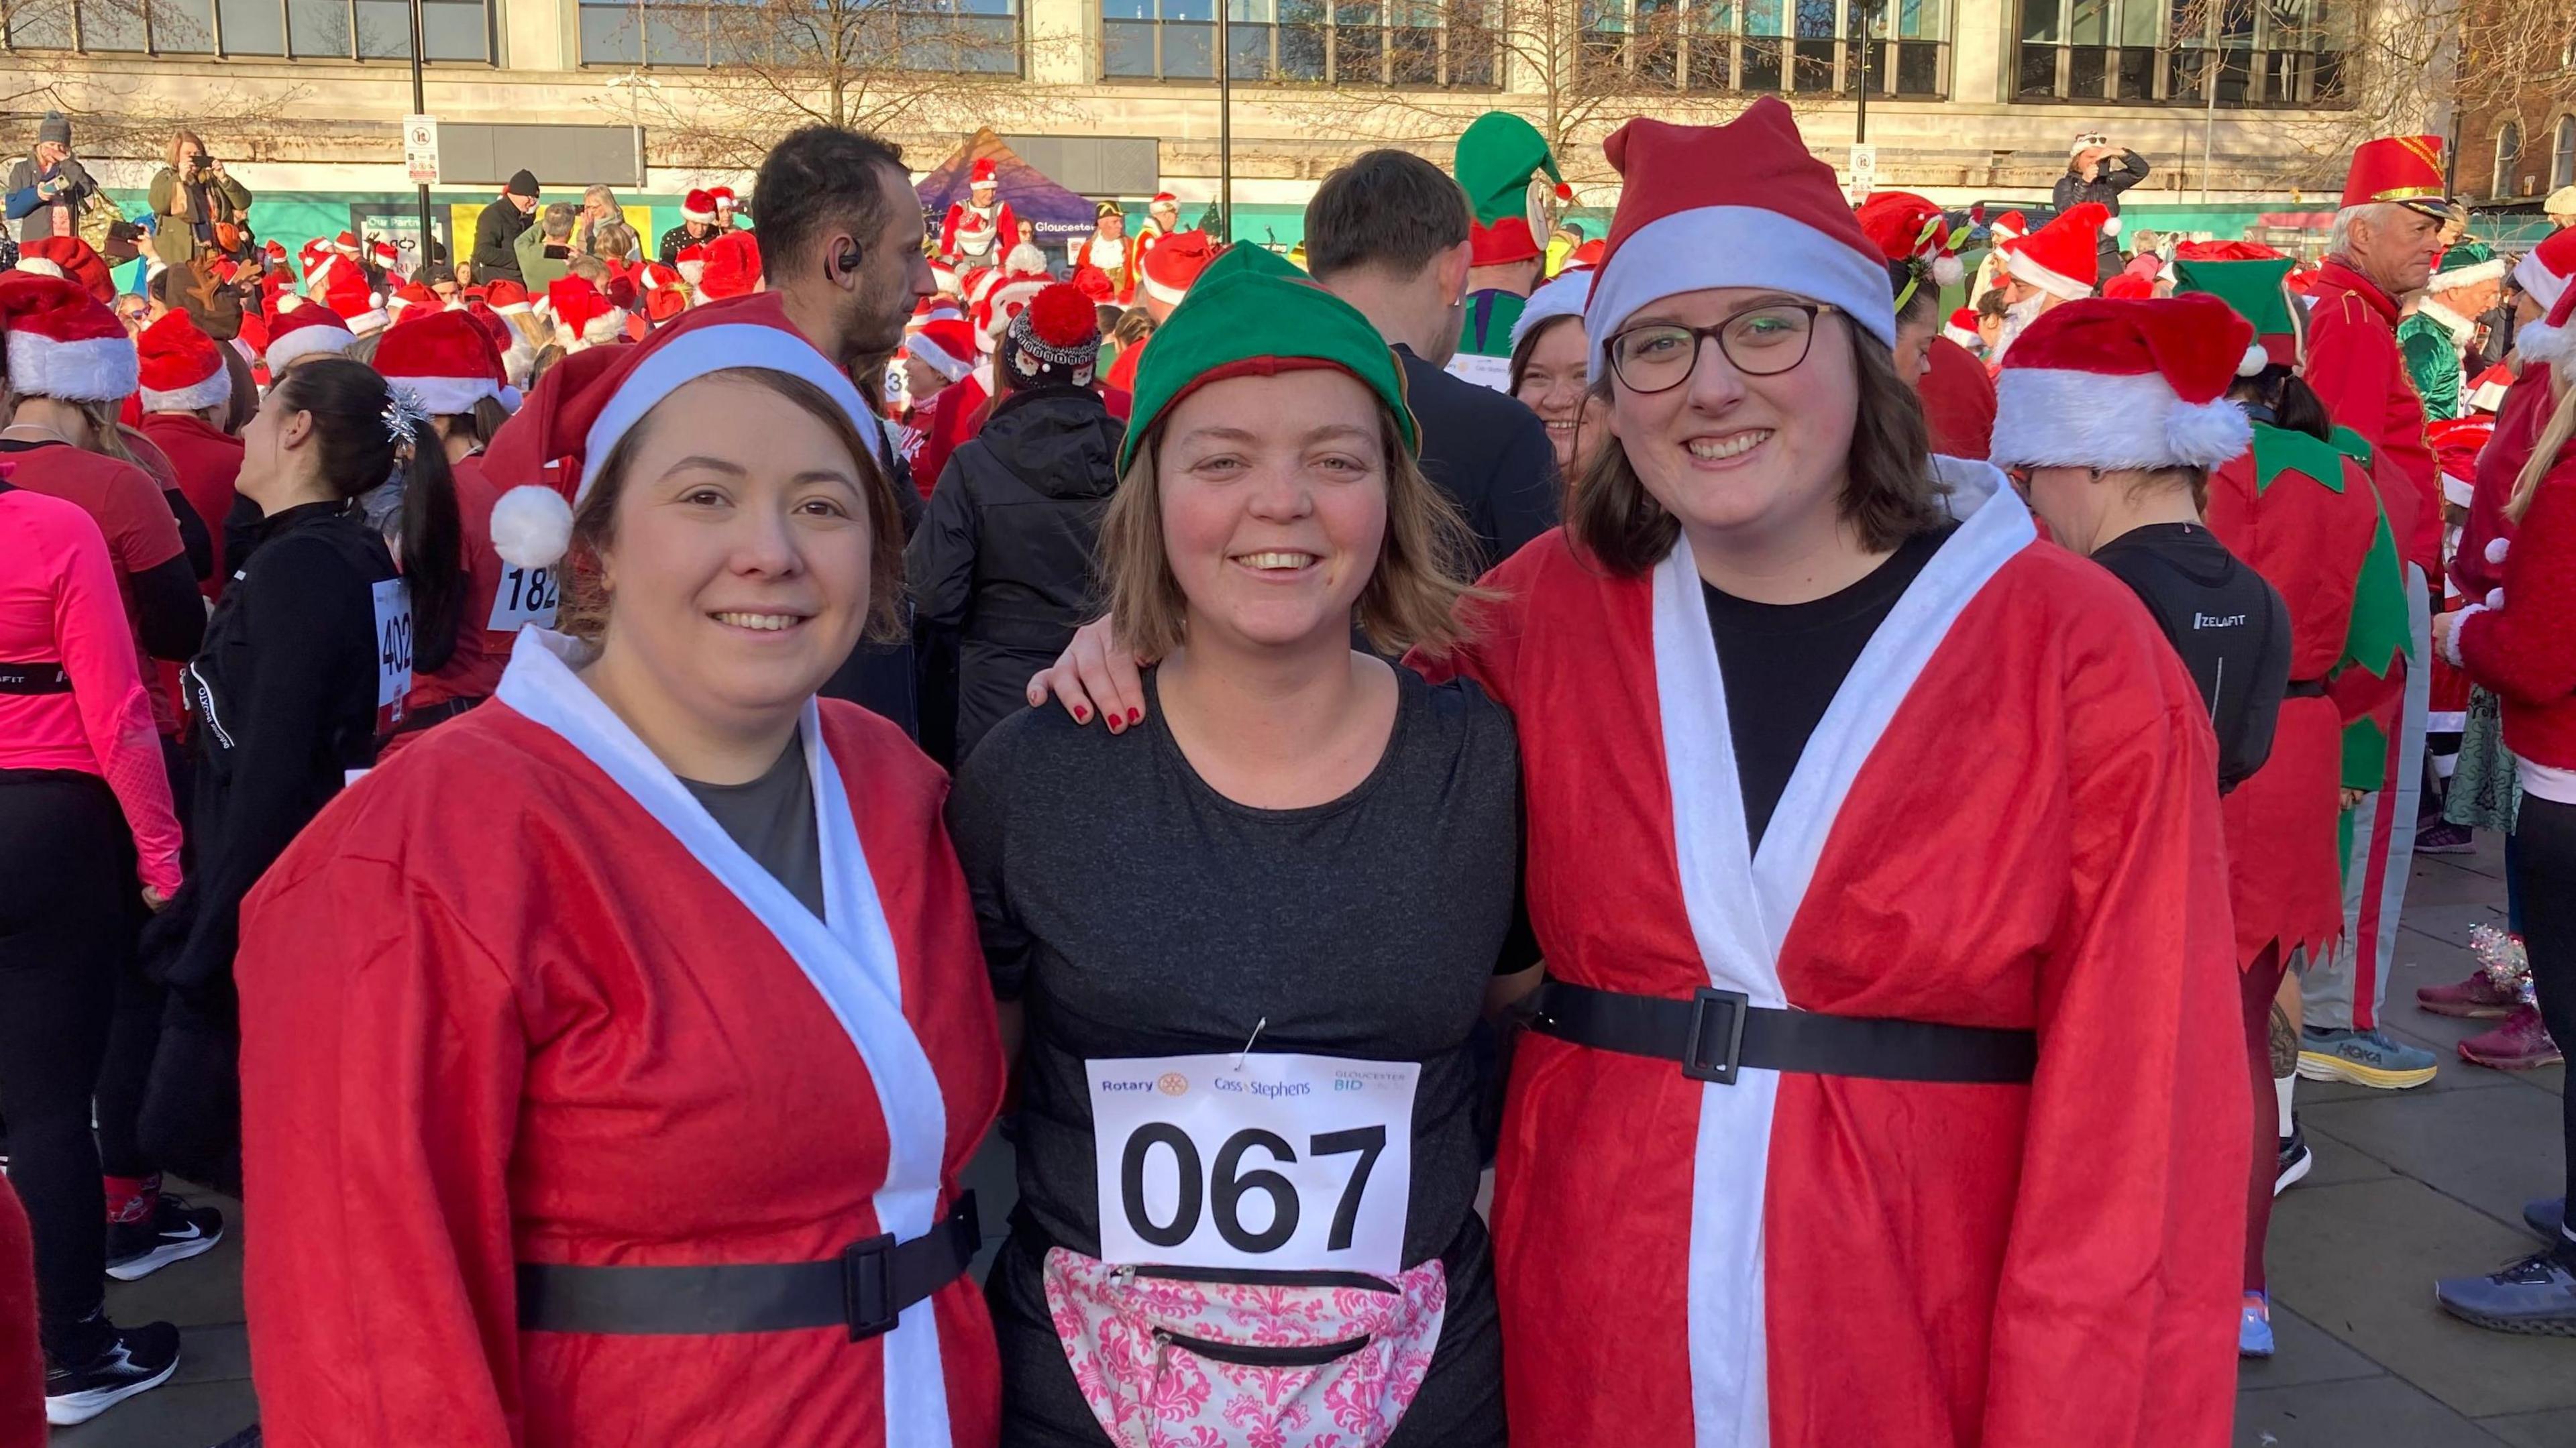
[1845,144,1878,202]
[404,115,441,187]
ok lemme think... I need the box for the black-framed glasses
[1605,302,1835,395]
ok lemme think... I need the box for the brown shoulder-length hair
[1568,315,1947,575]
[556,367,908,646]
[1099,392,1484,661]
[166,130,207,171]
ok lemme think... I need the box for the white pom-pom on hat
[1931,253,1964,288]
[2237,343,2269,378]
[2485,536,2510,565]
[491,485,575,569]
[2164,398,2253,468]
[2101,215,2123,237]
[2486,587,2504,609]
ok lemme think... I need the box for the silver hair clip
[381,385,430,450]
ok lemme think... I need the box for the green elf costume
[2398,240,2504,421]
[1453,111,1572,368]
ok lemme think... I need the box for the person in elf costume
[2171,256,2410,1358]
[2400,239,2506,423]
[1453,111,1572,361]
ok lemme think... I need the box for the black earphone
[834,239,864,280]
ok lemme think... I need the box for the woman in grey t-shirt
[949,245,1536,1448]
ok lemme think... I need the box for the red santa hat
[2100,272,2154,300]
[0,272,138,402]
[486,294,873,567]
[696,231,762,302]
[1855,190,1966,307]
[710,185,738,212]
[2466,361,2512,413]
[264,305,356,368]
[970,158,999,188]
[1582,98,1894,382]
[905,317,977,384]
[1989,294,2255,471]
[1139,229,1216,307]
[387,279,441,325]
[1560,237,1605,274]
[632,260,688,324]
[2512,227,2576,317]
[330,231,362,257]
[2514,274,2576,372]
[976,266,1053,347]
[311,256,388,335]
[546,276,628,349]
[2426,416,2493,509]
[12,235,115,302]
[1943,307,1981,349]
[1148,191,1179,211]
[374,309,507,416]
[2002,202,2108,301]
[675,243,710,288]
[370,239,401,272]
[1989,210,2029,245]
[484,278,534,316]
[2172,239,2285,262]
[928,258,962,298]
[136,310,231,412]
[1072,263,1117,303]
[682,188,718,225]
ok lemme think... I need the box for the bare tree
[581,0,1079,171]
[2269,0,2576,189]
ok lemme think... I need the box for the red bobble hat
[905,317,977,384]
[264,306,356,368]
[682,188,718,225]
[1000,280,1102,391]
[483,294,873,569]
[1139,229,1216,308]
[696,231,763,302]
[13,235,115,303]
[0,271,137,402]
[2512,226,2576,317]
[137,311,231,412]
[1989,294,2255,471]
[1582,97,1896,381]
[2002,202,2108,301]
[374,310,508,416]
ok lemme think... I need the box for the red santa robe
[384,455,532,758]
[138,410,245,602]
[2454,361,2551,604]
[1426,465,2244,1447]
[940,198,1018,270]
[236,631,1005,1447]
[2203,424,2385,967]
[0,1183,35,1448]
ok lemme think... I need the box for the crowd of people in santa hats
[5,94,2576,1448]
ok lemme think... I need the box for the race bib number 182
[488,563,561,634]
[1087,1052,1417,1278]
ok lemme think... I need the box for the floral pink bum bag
[1042,1248,1448,1448]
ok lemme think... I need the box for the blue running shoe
[2240,1292,2275,1357]
[2298,1026,2438,1089]
[2435,1251,2576,1336]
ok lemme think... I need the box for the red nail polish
[1073,705,1089,723]
[1126,708,1142,726]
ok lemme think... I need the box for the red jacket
[2453,361,2551,603]
[138,412,246,602]
[2302,258,2440,575]
[2457,449,2576,770]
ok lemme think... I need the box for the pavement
[47,836,2576,1446]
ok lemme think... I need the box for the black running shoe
[105,1190,225,1282]
[2275,1122,2313,1195]
[44,1320,180,1426]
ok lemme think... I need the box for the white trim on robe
[496,628,957,1447]
[1654,458,2034,1448]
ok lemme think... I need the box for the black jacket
[172,500,394,999]
[1393,345,1561,576]
[906,384,1123,761]
[471,195,533,282]
[2052,150,2152,280]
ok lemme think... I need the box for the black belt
[0,661,69,695]
[386,692,485,738]
[2284,677,2331,699]
[1532,981,2037,1086]
[517,1192,978,1340]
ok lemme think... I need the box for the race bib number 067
[1088,1052,1417,1278]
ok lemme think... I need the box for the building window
[1102,0,1492,84]
[579,0,1019,70]
[2493,120,2520,199]
[2553,115,2573,192]
[2012,0,2342,106]
[1578,0,1947,100]
[1,0,488,57]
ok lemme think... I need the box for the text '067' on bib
[1088,1052,1418,1278]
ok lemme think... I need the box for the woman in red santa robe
[234,312,1005,1447]
[1032,98,2246,1447]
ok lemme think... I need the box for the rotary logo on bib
[1157,1072,1189,1097]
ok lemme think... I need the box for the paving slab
[168,1323,250,1387]
[2304,1082,2571,1233]
[2290,1119,2400,1188]
[2235,1374,2508,1447]
[2480,1407,2576,1447]
[2267,1178,2576,1418]
[2407,858,2517,905]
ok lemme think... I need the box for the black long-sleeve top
[171,499,395,999]
[1393,345,1562,576]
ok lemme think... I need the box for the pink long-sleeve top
[0,482,184,895]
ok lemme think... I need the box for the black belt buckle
[1683,987,1750,1085]
[842,1233,900,1342]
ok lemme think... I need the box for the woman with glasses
[1033,99,2246,1443]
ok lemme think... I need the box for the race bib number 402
[372,577,414,708]
[1088,1052,1418,1278]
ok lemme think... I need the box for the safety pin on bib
[1230,1017,1268,1072]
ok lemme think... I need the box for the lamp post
[1216,0,1232,242]
[409,0,434,270]
[1854,0,1886,144]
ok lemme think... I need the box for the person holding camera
[146,132,252,270]
[4,113,97,245]
[2055,130,2151,286]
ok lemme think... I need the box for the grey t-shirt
[680,733,824,919]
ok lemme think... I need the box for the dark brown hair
[1304,150,1472,282]
[557,368,907,645]
[1568,317,1946,575]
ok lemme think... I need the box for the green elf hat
[2171,257,2302,373]
[2426,238,2504,294]
[1456,111,1571,267]
[1117,241,1419,473]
